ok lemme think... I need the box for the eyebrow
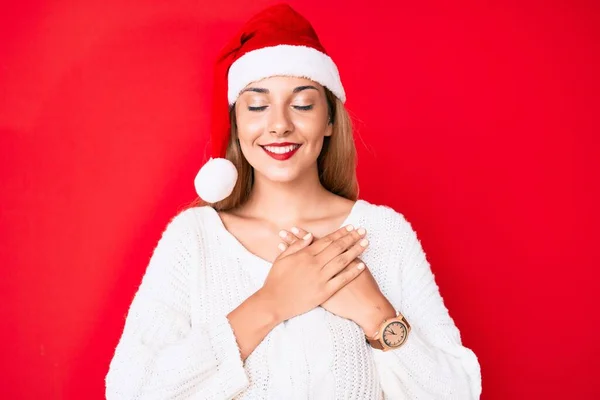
[240,85,319,95]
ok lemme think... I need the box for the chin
[265,171,298,182]
[254,166,300,183]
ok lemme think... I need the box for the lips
[262,143,300,153]
[261,142,300,147]
[261,144,301,161]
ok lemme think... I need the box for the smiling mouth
[260,144,302,155]
[260,144,302,161]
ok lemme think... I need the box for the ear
[324,118,333,137]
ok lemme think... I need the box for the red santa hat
[194,3,346,203]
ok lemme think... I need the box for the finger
[306,224,356,256]
[322,236,369,279]
[274,231,293,262]
[278,230,297,245]
[325,259,366,296]
[316,228,367,266]
[275,227,313,261]
[278,230,314,258]
[276,227,310,256]
[278,227,307,243]
[290,226,309,240]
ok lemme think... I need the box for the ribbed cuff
[148,315,249,397]
[372,328,451,396]
[371,328,481,398]
[206,315,250,397]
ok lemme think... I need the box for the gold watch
[365,311,411,351]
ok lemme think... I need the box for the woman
[106,4,482,399]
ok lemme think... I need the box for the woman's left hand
[278,226,397,337]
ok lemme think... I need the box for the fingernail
[357,262,365,270]
[278,243,286,251]
[291,227,300,235]
[303,232,312,240]
[357,228,366,236]
[360,239,369,247]
[346,224,354,231]
[279,230,288,238]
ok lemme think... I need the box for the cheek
[236,116,263,143]
[294,108,328,131]
[294,119,328,144]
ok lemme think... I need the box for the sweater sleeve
[371,209,482,399]
[105,209,250,400]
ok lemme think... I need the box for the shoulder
[357,200,432,285]
[146,206,219,272]
[159,205,216,241]
[358,199,414,233]
[358,199,423,253]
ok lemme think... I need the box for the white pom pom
[194,158,238,203]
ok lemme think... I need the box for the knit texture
[106,199,482,399]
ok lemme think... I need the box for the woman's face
[234,76,332,183]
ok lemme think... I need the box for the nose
[267,105,294,137]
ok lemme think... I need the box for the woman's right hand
[259,225,369,322]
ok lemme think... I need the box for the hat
[194,3,346,203]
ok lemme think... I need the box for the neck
[241,166,334,225]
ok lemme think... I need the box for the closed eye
[247,105,314,112]
[294,105,314,111]
[248,106,267,112]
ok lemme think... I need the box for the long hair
[184,87,359,212]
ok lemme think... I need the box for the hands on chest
[258,224,396,337]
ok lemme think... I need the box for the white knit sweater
[106,199,482,399]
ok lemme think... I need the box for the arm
[105,210,263,399]
[227,289,281,361]
[371,210,482,399]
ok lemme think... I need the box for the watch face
[382,321,408,347]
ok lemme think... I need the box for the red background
[1,0,598,398]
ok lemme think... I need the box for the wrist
[226,288,284,361]
[359,301,397,337]
[253,288,285,327]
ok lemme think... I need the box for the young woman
[106,4,482,399]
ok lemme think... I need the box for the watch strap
[366,335,384,350]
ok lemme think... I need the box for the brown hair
[183,87,359,212]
